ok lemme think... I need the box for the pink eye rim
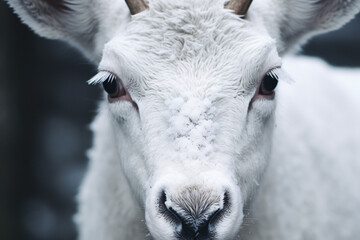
[249,67,280,109]
[102,76,125,98]
[254,68,280,98]
[101,71,138,108]
[259,69,279,95]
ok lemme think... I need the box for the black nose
[158,191,230,240]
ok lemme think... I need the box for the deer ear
[260,0,360,55]
[7,0,129,61]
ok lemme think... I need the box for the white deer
[8,0,360,239]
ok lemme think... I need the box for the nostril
[196,207,220,237]
[208,191,230,233]
[158,191,183,231]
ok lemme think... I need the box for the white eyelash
[87,71,116,85]
[268,68,293,84]
[268,68,280,79]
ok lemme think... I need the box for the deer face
[89,1,286,238]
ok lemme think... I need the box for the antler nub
[125,0,148,15]
[225,0,253,16]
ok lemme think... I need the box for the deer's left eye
[259,71,278,96]
[249,68,281,106]
[102,75,126,99]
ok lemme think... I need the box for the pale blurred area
[0,1,359,240]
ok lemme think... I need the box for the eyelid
[265,67,281,80]
[89,71,138,109]
[87,71,117,85]
[267,67,293,84]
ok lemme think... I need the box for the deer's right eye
[102,75,126,99]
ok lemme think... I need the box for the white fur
[242,56,360,240]
[7,0,360,239]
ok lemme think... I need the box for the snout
[158,190,230,239]
[145,179,244,240]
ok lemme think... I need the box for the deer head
[8,0,360,239]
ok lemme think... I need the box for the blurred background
[0,2,359,240]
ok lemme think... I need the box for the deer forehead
[99,0,281,96]
[102,2,280,163]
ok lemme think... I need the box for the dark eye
[259,71,278,95]
[102,75,126,99]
